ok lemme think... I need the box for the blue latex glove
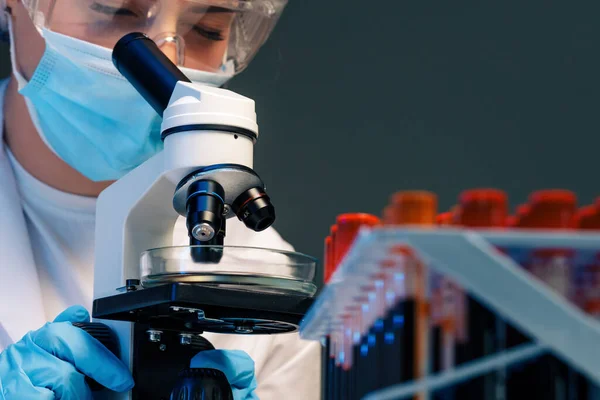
[0,306,134,400]
[190,350,258,400]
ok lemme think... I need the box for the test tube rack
[300,227,600,399]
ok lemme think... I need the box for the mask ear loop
[0,4,11,41]
[6,8,28,88]
[44,0,57,27]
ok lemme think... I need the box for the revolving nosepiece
[232,187,276,232]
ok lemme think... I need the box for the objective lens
[186,180,226,263]
[231,187,276,232]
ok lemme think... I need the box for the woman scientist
[0,0,320,398]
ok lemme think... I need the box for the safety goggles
[22,0,287,74]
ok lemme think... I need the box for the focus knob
[73,322,120,391]
[170,368,234,400]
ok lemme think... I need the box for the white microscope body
[94,81,253,364]
[88,32,310,400]
[93,82,259,399]
[90,32,271,400]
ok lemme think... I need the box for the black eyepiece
[232,187,276,232]
[112,32,191,116]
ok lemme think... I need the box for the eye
[193,25,225,41]
[90,2,139,17]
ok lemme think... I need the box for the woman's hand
[191,349,259,399]
[0,305,134,399]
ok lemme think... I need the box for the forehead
[92,0,240,10]
[46,0,237,20]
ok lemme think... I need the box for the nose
[159,41,178,65]
[152,34,186,66]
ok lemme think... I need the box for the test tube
[525,190,577,299]
[382,191,437,400]
[324,236,333,283]
[574,202,600,399]
[328,225,338,281]
[574,204,600,315]
[453,189,508,400]
[322,234,333,400]
[507,189,582,400]
[432,207,460,400]
[333,213,380,399]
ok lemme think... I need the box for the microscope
[79,33,317,399]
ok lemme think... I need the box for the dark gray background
[2,3,599,285]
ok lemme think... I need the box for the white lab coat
[0,78,48,345]
[0,78,321,398]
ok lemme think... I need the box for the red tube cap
[525,189,577,229]
[334,213,380,267]
[436,212,454,226]
[514,204,532,228]
[575,205,600,230]
[386,191,437,225]
[529,189,576,206]
[455,188,508,228]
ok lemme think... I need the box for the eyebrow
[126,0,159,9]
[187,5,236,14]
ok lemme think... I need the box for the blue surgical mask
[8,22,232,182]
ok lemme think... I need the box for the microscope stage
[92,283,315,334]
